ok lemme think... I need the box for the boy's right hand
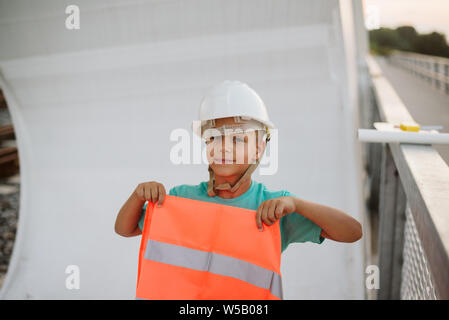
[134,181,166,207]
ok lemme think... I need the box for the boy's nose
[219,137,230,155]
[210,136,232,157]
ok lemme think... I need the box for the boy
[115,81,362,254]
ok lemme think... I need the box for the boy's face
[205,117,266,177]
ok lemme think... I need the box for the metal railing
[388,50,449,95]
[360,56,449,299]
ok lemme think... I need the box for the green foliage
[369,26,449,58]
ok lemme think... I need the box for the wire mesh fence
[400,204,437,300]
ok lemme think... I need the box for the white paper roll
[357,129,449,145]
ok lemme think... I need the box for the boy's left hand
[256,197,296,231]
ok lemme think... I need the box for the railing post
[377,143,407,299]
[367,96,382,213]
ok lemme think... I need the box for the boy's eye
[232,136,245,143]
[206,135,246,144]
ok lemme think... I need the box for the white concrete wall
[0,0,365,299]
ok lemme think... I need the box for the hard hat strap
[206,157,262,197]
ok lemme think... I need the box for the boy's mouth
[214,158,235,164]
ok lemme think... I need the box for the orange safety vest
[135,195,283,300]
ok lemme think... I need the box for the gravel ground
[0,175,20,289]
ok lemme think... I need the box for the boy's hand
[134,181,166,207]
[256,197,296,231]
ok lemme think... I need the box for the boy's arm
[292,197,362,243]
[115,182,166,237]
[115,190,145,237]
[320,229,334,240]
[256,196,362,243]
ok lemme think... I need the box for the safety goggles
[201,119,269,142]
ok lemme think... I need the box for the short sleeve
[280,190,325,251]
[138,186,178,231]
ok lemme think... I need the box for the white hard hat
[193,81,275,197]
[193,80,275,138]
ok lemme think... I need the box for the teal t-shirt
[138,180,325,253]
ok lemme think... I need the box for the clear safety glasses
[203,129,266,147]
[201,119,268,143]
[205,133,247,146]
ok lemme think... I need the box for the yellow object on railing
[399,122,420,132]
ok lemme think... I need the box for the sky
[363,0,449,39]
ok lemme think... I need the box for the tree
[396,26,418,51]
[369,25,449,58]
[414,32,449,58]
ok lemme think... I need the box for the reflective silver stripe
[144,239,283,299]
